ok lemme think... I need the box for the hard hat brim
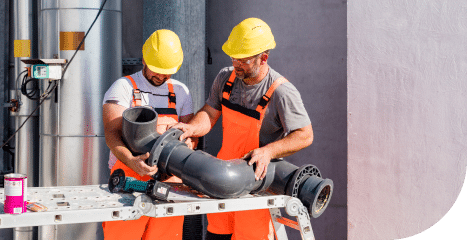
[222,41,276,59]
[144,57,181,75]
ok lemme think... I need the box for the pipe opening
[314,185,331,214]
[123,107,157,123]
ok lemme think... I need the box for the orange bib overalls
[207,71,287,240]
[102,76,183,240]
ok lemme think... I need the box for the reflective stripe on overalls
[103,75,183,240]
[207,71,288,240]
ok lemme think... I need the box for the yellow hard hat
[142,29,183,75]
[222,18,276,59]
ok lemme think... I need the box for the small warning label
[5,180,22,196]
[14,207,22,214]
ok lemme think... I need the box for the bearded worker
[171,18,313,240]
[102,29,195,240]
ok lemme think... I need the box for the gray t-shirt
[206,66,311,147]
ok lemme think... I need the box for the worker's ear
[259,53,268,65]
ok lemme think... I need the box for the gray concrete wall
[348,1,467,239]
[205,1,347,239]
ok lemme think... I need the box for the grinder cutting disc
[108,168,126,193]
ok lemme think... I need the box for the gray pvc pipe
[121,107,333,217]
[160,142,272,198]
[122,106,160,155]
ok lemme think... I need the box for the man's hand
[183,137,199,150]
[170,122,195,141]
[243,148,273,181]
[127,152,158,177]
[169,104,221,148]
[241,125,314,181]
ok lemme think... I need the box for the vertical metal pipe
[13,0,38,185]
[38,1,122,239]
[12,0,38,239]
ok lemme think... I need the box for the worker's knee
[206,231,232,240]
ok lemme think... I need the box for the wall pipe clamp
[121,107,333,218]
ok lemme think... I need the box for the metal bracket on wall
[122,58,142,66]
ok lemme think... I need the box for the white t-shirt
[103,70,193,168]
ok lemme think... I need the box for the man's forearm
[105,129,134,165]
[262,124,314,159]
[187,110,216,137]
[245,124,313,180]
[178,104,221,138]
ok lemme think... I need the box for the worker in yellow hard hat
[102,29,195,240]
[171,18,314,239]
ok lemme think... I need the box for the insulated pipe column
[39,1,122,240]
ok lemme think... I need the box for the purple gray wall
[348,0,467,239]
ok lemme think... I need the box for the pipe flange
[158,139,187,176]
[148,128,184,169]
[285,164,321,198]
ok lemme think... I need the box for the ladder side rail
[270,208,289,240]
[135,194,289,218]
[270,197,316,240]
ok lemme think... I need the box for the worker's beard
[235,63,261,80]
[143,65,168,86]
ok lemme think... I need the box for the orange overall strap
[255,77,288,112]
[166,79,176,109]
[126,75,141,107]
[222,71,237,100]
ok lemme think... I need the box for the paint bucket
[4,173,27,214]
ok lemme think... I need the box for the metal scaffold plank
[1,184,314,240]
[0,185,137,228]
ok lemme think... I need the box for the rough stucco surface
[348,1,467,239]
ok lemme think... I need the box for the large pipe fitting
[121,107,333,218]
[122,106,161,155]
